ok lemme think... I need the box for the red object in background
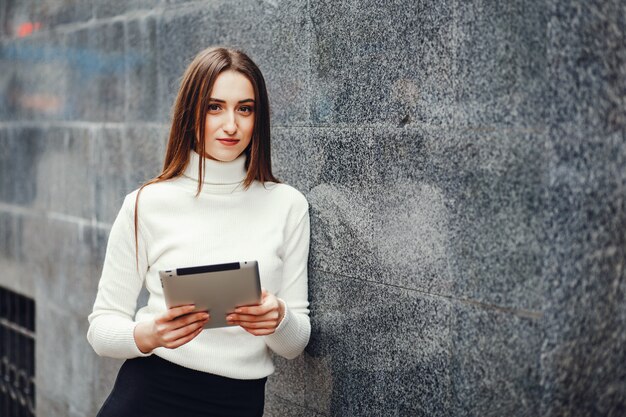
[17,22,42,37]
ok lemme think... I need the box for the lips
[217,138,239,146]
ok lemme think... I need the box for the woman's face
[202,70,255,161]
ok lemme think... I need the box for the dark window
[0,287,36,417]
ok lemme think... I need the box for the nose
[223,111,237,135]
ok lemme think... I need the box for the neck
[183,150,247,185]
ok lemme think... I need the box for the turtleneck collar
[182,150,247,185]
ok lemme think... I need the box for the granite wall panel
[157,0,310,125]
[0,0,624,416]
[0,127,41,205]
[0,41,16,119]
[0,211,34,297]
[33,127,94,218]
[92,358,123,413]
[0,30,67,121]
[271,127,324,194]
[309,0,455,127]
[449,302,543,417]
[1,0,93,38]
[453,0,548,128]
[94,0,161,20]
[540,1,626,413]
[425,129,547,310]
[302,125,545,309]
[125,15,160,122]
[16,215,110,416]
[299,271,452,417]
[0,211,18,261]
[21,218,102,317]
[547,0,626,134]
[0,126,94,215]
[305,127,454,296]
[36,302,98,417]
[541,127,626,416]
[93,125,166,223]
[0,1,6,39]
[264,392,324,417]
[64,21,126,122]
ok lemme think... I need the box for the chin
[205,149,244,162]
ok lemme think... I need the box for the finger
[159,304,196,322]
[162,319,207,344]
[235,302,275,316]
[235,320,278,329]
[227,311,278,323]
[171,311,210,330]
[156,314,207,339]
[164,326,204,349]
[242,327,276,336]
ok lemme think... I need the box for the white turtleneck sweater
[87,151,311,380]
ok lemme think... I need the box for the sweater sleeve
[87,192,152,359]
[264,206,311,359]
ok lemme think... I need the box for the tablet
[159,260,262,329]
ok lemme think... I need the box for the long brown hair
[133,46,279,266]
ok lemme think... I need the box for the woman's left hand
[226,288,285,336]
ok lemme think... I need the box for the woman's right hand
[133,305,209,353]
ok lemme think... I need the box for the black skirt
[96,355,267,417]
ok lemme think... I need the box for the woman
[87,46,311,417]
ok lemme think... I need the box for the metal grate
[0,287,36,417]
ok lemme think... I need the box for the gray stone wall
[0,0,624,416]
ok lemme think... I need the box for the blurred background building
[0,0,625,416]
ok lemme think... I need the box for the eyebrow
[209,98,255,103]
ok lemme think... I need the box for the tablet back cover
[159,261,261,329]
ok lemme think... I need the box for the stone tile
[264,392,325,417]
[63,21,126,122]
[94,0,161,19]
[271,127,324,194]
[541,127,626,415]
[93,126,130,222]
[306,125,546,310]
[449,302,543,417]
[2,0,92,37]
[452,0,549,128]
[0,30,68,121]
[33,126,95,218]
[24,218,104,316]
[0,2,6,39]
[0,126,93,215]
[68,315,101,416]
[157,0,309,125]
[41,0,94,28]
[267,354,307,405]
[307,126,453,295]
[124,124,168,189]
[0,211,18,260]
[305,270,451,416]
[547,0,626,135]
[125,15,160,122]
[0,212,36,297]
[0,126,41,205]
[92,358,123,414]
[37,394,70,417]
[36,302,97,417]
[309,0,456,127]
[424,128,548,310]
[0,41,16,119]
[93,124,167,223]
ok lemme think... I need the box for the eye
[239,105,254,115]
[208,103,221,112]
